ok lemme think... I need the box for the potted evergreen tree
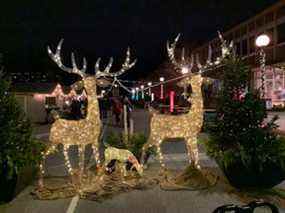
[0,71,45,203]
[206,55,285,189]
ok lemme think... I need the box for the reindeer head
[128,156,143,176]
[47,39,137,97]
[167,32,234,75]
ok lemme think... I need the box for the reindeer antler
[167,34,194,73]
[47,39,87,78]
[197,31,234,73]
[95,47,137,78]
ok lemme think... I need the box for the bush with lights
[206,55,285,188]
[0,71,45,202]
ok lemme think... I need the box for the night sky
[0,0,279,81]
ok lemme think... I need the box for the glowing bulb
[181,66,189,74]
[148,82,152,86]
[255,34,270,47]
[160,77,165,82]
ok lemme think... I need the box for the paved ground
[2,110,285,213]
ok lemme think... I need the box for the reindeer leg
[78,144,85,184]
[141,143,150,166]
[157,140,166,172]
[186,137,200,168]
[191,136,200,168]
[38,144,57,188]
[92,143,100,168]
[63,145,74,183]
[141,136,155,166]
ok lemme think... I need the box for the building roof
[11,83,71,94]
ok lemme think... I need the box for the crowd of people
[51,95,134,126]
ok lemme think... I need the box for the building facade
[192,0,285,107]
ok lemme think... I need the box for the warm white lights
[181,66,189,74]
[147,82,152,86]
[255,34,270,48]
[159,77,165,82]
[40,39,136,190]
[141,75,204,169]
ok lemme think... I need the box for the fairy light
[92,144,101,167]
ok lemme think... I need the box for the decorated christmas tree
[207,55,285,188]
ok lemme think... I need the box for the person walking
[112,97,123,126]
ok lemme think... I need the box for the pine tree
[206,55,285,187]
[0,70,44,181]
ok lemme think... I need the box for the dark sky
[0,0,279,80]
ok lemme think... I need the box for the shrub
[104,133,156,160]
[0,72,45,180]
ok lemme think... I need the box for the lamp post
[181,66,189,75]
[255,34,270,98]
[160,77,165,99]
[131,88,135,100]
[135,87,139,100]
[147,82,152,95]
[140,85,145,99]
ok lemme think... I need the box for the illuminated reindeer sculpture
[141,33,233,170]
[39,39,136,187]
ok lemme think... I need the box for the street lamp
[140,85,145,99]
[131,88,135,100]
[255,34,270,47]
[160,77,165,99]
[181,66,189,74]
[135,87,139,100]
[147,82,152,95]
[255,33,271,98]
